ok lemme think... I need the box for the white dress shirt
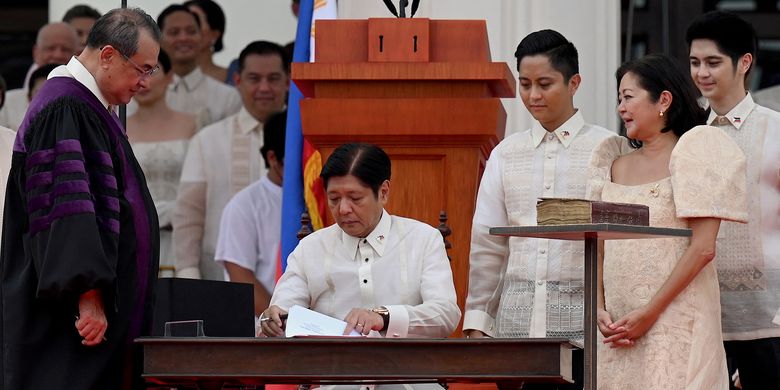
[464,110,614,339]
[707,93,780,340]
[174,106,267,280]
[0,125,15,239]
[271,210,461,339]
[215,175,282,293]
[0,64,44,131]
[0,89,29,131]
[166,67,242,127]
[22,63,37,93]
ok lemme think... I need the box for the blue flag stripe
[280,0,314,271]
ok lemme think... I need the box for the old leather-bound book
[536,198,650,226]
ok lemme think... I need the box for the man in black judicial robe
[0,8,161,389]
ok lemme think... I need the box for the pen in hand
[259,313,288,323]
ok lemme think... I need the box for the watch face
[372,307,390,331]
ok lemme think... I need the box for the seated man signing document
[260,143,460,343]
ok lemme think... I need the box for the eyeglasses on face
[103,46,160,81]
[118,51,160,81]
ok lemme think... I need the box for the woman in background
[185,0,229,83]
[128,50,197,277]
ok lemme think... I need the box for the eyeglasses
[117,50,160,81]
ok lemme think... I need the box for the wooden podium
[293,18,515,324]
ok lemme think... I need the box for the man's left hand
[343,308,383,336]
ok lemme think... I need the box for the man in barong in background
[0,8,161,389]
[0,22,79,130]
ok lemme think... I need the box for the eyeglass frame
[102,46,160,81]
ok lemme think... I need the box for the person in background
[0,8,161,388]
[0,74,7,112]
[62,4,101,55]
[24,22,79,90]
[687,11,780,390]
[0,22,78,130]
[26,63,60,103]
[155,4,240,126]
[184,0,229,83]
[0,124,13,243]
[225,0,299,85]
[753,81,780,112]
[173,40,289,280]
[216,110,286,316]
[128,50,197,278]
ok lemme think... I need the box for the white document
[285,305,363,337]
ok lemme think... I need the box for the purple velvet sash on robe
[16,76,153,344]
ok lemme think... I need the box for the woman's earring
[659,111,664,117]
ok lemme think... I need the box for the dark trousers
[498,348,584,390]
[725,337,780,390]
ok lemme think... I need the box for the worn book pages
[536,197,650,226]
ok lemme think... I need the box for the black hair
[616,53,707,148]
[87,8,161,56]
[184,0,226,52]
[686,10,757,80]
[157,49,172,74]
[260,110,287,168]
[157,5,201,33]
[62,4,101,23]
[283,42,295,67]
[27,63,61,95]
[320,143,391,197]
[514,29,579,81]
[238,41,290,75]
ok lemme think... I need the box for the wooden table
[490,223,692,390]
[138,337,576,388]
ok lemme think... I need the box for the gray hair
[86,7,161,57]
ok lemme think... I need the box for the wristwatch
[371,306,390,331]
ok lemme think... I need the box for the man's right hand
[465,329,488,338]
[76,289,107,346]
[258,305,288,337]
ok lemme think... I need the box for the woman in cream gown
[587,54,747,389]
[128,51,196,277]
